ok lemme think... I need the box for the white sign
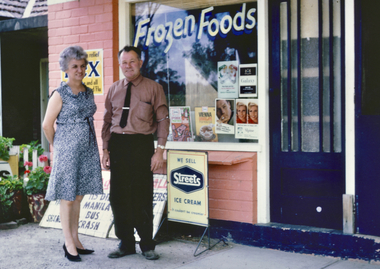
[235,98,259,140]
[239,63,257,98]
[218,61,239,99]
[215,99,235,134]
[167,151,209,227]
[40,171,113,238]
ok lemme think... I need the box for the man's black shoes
[107,248,136,259]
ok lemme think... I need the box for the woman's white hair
[59,46,88,72]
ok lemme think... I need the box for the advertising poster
[194,107,218,142]
[61,49,104,95]
[215,99,235,134]
[218,61,239,99]
[239,63,258,98]
[235,98,259,140]
[167,150,209,227]
[108,174,167,241]
[169,107,193,141]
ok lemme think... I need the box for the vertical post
[23,148,29,179]
[32,149,38,170]
[343,194,355,234]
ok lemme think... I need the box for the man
[102,46,169,260]
[216,99,234,125]
[236,102,247,123]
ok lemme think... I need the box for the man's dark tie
[119,82,132,128]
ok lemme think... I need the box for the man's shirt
[102,74,169,150]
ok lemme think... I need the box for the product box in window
[194,107,218,142]
[169,107,193,142]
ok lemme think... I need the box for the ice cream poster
[235,98,259,140]
[239,63,257,98]
[218,61,239,99]
[169,107,193,141]
[194,107,218,142]
[215,99,235,134]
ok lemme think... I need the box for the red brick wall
[47,0,118,155]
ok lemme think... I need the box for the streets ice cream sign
[170,166,204,194]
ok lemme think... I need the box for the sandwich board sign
[167,150,209,227]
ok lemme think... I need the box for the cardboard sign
[167,150,209,227]
[41,172,167,240]
[40,171,113,238]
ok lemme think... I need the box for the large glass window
[132,1,258,143]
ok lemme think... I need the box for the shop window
[132,1,258,143]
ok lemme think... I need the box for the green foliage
[0,175,23,192]
[0,136,15,161]
[25,167,50,196]
[0,179,14,221]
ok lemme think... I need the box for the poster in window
[235,99,259,140]
[215,99,235,134]
[169,107,193,141]
[239,63,257,98]
[194,107,218,142]
[218,61,239,99]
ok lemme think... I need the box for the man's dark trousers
[109,133,155,252]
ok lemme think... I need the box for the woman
[248,102,258,124]
[236,102,247,123]
[43,46,103,262]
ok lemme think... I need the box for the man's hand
[102,149,110,170]
[151,148,165,172]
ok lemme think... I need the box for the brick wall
[47,0,119,155]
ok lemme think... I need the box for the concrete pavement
[1,222,380,268]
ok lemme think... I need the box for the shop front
[119,1,261,231]
[48,0,380,258]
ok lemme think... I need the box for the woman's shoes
[77,248,94,255]
[63,244,81,262]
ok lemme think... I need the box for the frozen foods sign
[134,3,257,54]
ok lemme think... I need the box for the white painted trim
[257,0,270,223]
[345,0,355,195]
[118,0,132,80]
[47,0,76,5]
[23,0,36,18]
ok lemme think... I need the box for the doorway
[269,0,345,229]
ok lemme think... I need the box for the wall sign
[167,150,209,227]
[61,49,104,95]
